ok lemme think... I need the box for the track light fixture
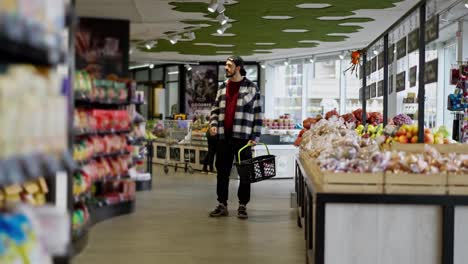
[185,32,196,40]
[260,63,266,69]
[338,54,344,60]
[217,23,232,35]
[464,0,468,9]
[185,64,192,71]
[149,64,154,69]
[373,50,378,55]
[145,40,157,50]
[284,60,289,66]
[309,57,314,63]
[208,0,218,13]
[217,13,229,25]
[169,35,181,45]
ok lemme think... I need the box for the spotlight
[465,0,468,8]
[260,63,266,69]
[185,64,192,71]
[217,3,226,13]
[217,23,231,35]
[284,60,289,66]
[373,50,378,55]
[308,57,314,63]
[185,32,196,40]
[217,13,229,25]
[149,64,154,69]
[145,40,157,50]
[339,54,344,60]
[208,0,218,12]
[169,35,181,45]
[129,49,133,55]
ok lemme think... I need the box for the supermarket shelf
[0,153,65,186]
[89,200,136,226]
[136,179,152,191]
[93,174,131,184]
[75,98,131,108]
[74,192,90,204]
[0,34,63,65]
[74,129,131,137]
[75,151,131,166]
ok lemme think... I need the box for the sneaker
[237,205,248,219]
[209,204,229,217]
[201,169,208,174]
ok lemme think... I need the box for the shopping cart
[235,143,276,183]
[161,120,194,174]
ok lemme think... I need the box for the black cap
[227,55,244,68]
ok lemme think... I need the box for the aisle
[75,166,305,264]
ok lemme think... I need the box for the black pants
[216,136,252,206]
[203,139,217,171]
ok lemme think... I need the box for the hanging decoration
[344,50,364,76]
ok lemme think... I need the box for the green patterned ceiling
[136,0,405,56]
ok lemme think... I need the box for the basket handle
[237,143,270,163]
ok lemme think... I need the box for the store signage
[185,65,219,117]
[409,66,417,87]
[397,37,407,60]
[370,83,377,98]
[371,57,377,73]
[75,17,130,77]
[388,44,395,64]
[378,80,384,97]
[424,59,438,84]
[378,53,384,70]
[408,28,419,54]
[365,86,371,100]
[396,71,406,92]
[389,74,394,94]
[425,15,439,44]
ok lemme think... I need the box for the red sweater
[224,79,242,134]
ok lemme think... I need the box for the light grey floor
[74,166,305,264]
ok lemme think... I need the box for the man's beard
[226,71,235,78]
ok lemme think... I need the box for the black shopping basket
[235,143,276,183]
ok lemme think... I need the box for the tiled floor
[75,166,305,264]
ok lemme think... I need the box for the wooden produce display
[391,143,468,154]
[300,153,384,194]
[448,173,468,195]
[384,172,447,194]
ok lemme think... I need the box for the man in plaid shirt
[209,55,263,219]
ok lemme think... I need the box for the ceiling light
[185,64,192,71]
[217,23,231,35]
[465,0,468,8]
[149,64,154,69]
[168,71,179,75]
[169,35,181,45]
[217,13,229,25]
[308,56,315,63]
[129,49,133,55]
[373,50,378,55]
[208,0,218,13]
[185,32,196,40]
[217,3,226,13]
[145,40,157,50]
[260,63,266,69]
[284,60,289,66]
[339,54,344,60]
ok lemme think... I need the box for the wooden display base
[300,153,384,194]
[385,173,447,194]
[448,173,468,195]
[391,143,468,154]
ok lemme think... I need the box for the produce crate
[391,143,468,154]
[447,173,468,195]
[384,172,447,195]
[300,153,384,194]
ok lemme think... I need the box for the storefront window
[165,66,179,118]
[308,58,340,116]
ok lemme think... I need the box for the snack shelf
[75,150,131,166]
[74,129,131,137]
[75,98,131,108]
[74,192,90,204]
[128,137,147,145]
[0,152,67,186]
[93,174,131,183]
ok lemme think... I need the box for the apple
[396,128,407,137]
[424,133,434,144]
[406,132,413,139]
[434,136,444,144]
[410,125,418,135]
[444,138,450,144]
[411,136,418,143]
[399,135,409,144]
[424,128,432,134]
